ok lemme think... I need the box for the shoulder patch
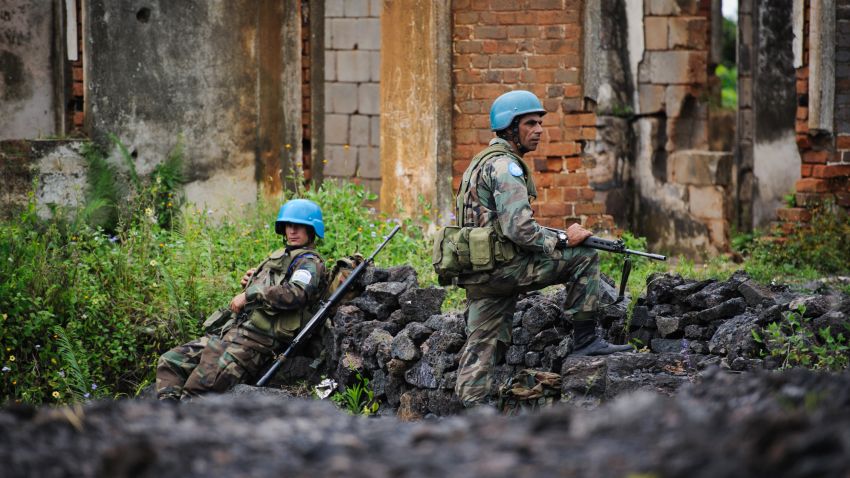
[508,161,524,177]
[290,269,313,286]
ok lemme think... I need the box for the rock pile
[2,368,849,477]
[291,266,850,417]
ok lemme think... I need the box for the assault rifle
[255,224,401,387]
[545,227,667,305]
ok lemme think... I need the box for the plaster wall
[379,0,451,222]
[84,0,303,213]
[0,1,57,140]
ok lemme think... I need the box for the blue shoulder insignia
[508,161,524,177]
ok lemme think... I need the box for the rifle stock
[255,224,401,387]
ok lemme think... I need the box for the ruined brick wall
[323,0,382,195]
[451,0,610,231]
[629,0,733,255]
[782,0,850,231]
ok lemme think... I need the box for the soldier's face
[517,114,544,151]
[285,223,310,246]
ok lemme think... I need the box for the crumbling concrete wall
[584,0,734,256]
[0,1,59,140]
[0,139,89,219]
[323,0,382,195]
[736,0,801,231]
[379,1,452,222]
[84,0,305,213]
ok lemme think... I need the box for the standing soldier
[155,199,327,400]
[453,90,631,407]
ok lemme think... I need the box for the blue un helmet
[275,199,325,238]
[489,90,546,131]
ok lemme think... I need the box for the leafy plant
[330,371,379,415]
[753,305,850,370]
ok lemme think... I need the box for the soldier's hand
[566,223,593,247]
[241,268,256,287]
[230,292,248,313]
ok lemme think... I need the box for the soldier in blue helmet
[155,199,327,400]
[453,90,631,407]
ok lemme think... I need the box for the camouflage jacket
[243,246,326,340]
[457,137,559,255]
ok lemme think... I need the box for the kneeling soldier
[453,90,631,407]
[156,199,327,400]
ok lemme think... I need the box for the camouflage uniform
[156,247,326,400]
[454,137,600,406]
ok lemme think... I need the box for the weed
[330,371,379,416]
[753,305,850,370]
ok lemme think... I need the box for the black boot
[571,319,632,356]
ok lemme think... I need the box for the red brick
[535,173,553,188]
[72,66,83,81]
[575,202,605,215]
[796,66,809,79]
[580,127,597,140]
[540,142,580,156]
[490,55,524,68]
[580,187,595,200]
[796,120,809,134]
[837,135,850,149]
[796,134,811,150]
[802,150,830,164]
[801,164,813,177]
[456,41,483,54]
[812,164,850,178]
[454,12,479,24]
[776,207,812,222]
[473,84,510,99]
[562,188,579,201]
[546,158,564,171]
[796,79,808,95]
[797,107,808,121]
[507,25,540,38]
[565,156,583,170]
[539,202,573,217]
[564,84,582,97]
[532,39,574,54]
[795,192,833,207]
[553,172,588,187]
[73,112,84,126]
[796,178,831,193]
[529,0,563,9]
[72,82,84,97]
[493,11,537,24]
[528,55,562,68]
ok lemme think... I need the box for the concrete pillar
[379,0,452,221]
[809,0,836,133]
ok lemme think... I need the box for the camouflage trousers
[455,246,599,406]
[155,325,278,400]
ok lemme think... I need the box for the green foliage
[715,64,737,110]
[0,166,441,404]
[721,17,737,68]
[330,371,379,415]
[753,306,850,370]
[745,202,850,283]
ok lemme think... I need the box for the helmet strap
[497,118,529,155]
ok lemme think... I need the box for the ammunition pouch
[202,307,235,335]
[432,225,516,285]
